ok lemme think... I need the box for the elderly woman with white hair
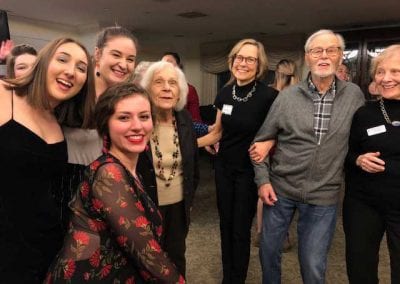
[140,61,199,277]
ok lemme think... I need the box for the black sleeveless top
[0,93,67,283]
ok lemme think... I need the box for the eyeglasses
[233,55,258,65]
[307,47,341,58]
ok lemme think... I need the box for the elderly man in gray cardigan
[250,29,365,284]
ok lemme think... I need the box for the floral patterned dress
[45,153,184,283]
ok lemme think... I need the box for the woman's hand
[249,140,275,163]
[356,151,385,173]
[0,40,13,61]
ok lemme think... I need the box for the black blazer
[137,109,199,226]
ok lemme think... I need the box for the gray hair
[140,61,188,111]
[304,29,345,52]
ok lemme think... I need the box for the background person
[140,61,199,276]
[253,58,299,250]
[6,43,37,78]
[344,44,400,284]
[0,37,95,282]
[46,83,184,283]
[336,62,351,81]
[198,38,278,283]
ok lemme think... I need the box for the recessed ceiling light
[177,11,208,19]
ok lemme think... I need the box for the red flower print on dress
[161,266,170,276]
[90,160,101,171]
[100,264,112,279]
[107,164,123,182]
[134,216,150,228]
[119,216,128,226]
[140,270,151,281]
[120,200,128,208]
[179,275,186,284]
[80,181,90,198]
[125,276,135,284]
[63,259,76,279]
[156,225,163,237]
[148,239,161,253]
[88,219,107,231]
[83,272,91,280]
[89,248,100,267]
[73,231,90,245]
[92,198,104,212]
[135,201,144,212]
[117,235,128,247]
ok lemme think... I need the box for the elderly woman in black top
[140,61,199,277]
[198,38,278,284]
[344,44,400,284]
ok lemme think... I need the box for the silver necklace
[232,82,257,102]
[379,99,400,127]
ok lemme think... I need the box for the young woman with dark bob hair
[0,37,95,282]
[46,83,184,283]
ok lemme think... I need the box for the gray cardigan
[253,78,365,205]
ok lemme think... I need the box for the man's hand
[356,152,385,173]
[249,140,275,163]
[258,183,278,206]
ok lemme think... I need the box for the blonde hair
[272,59,299,91]
[370,44,400,77]
[226,38,268,85]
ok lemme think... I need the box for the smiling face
[46,42,88,107]
[232,44,258,86]
[374,53,400,100]
[95,36,137,87]
[305,33,343,79]
[150,65,180,111]
[14,53,37,78]
[108,95,153,159]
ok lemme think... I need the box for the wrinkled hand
[0,40,13,61]
[249,141,273,163]
[356,151,385,173]
[258,183,278,206]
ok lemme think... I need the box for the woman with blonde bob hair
[344,44,400,284]
[0,37,95,282]
[198,38,278,283]
[140,61,198,276]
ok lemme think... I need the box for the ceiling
[2,0,400,43]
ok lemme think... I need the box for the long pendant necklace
[151,118,180,187]
[379,99,400,127]
[232,82,257,102]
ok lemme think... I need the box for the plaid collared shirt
[308,76,336,145]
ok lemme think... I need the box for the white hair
[304,29,345,52]
[140,61,188,111]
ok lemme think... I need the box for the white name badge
[367,125,386,136]
[222,104,233,115]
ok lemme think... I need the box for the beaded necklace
[151,117,180,187]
